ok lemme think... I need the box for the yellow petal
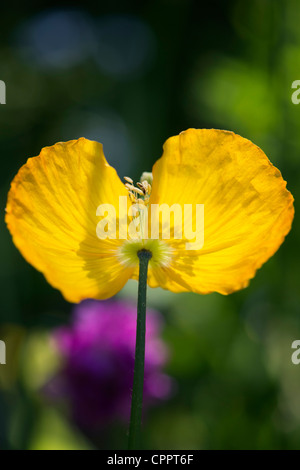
[147,129,294,294]
[6,138,133,302]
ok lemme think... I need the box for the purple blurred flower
[44,300,172,430]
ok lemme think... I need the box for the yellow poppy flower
[5,129,294,303]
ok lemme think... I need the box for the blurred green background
[0,0,300,450]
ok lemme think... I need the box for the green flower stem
[128,249,152,450]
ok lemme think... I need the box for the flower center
[117,238,173,268]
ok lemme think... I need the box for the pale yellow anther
[125,183,144,196]
[141,180,151,194]
[136,182,146,194]
[134,187,144,196]
[124,176,133,184]
[125,183,134,190]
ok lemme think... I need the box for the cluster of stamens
[124,175,152,206]
[119,172,173,268]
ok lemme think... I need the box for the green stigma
[140,172,153,186]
